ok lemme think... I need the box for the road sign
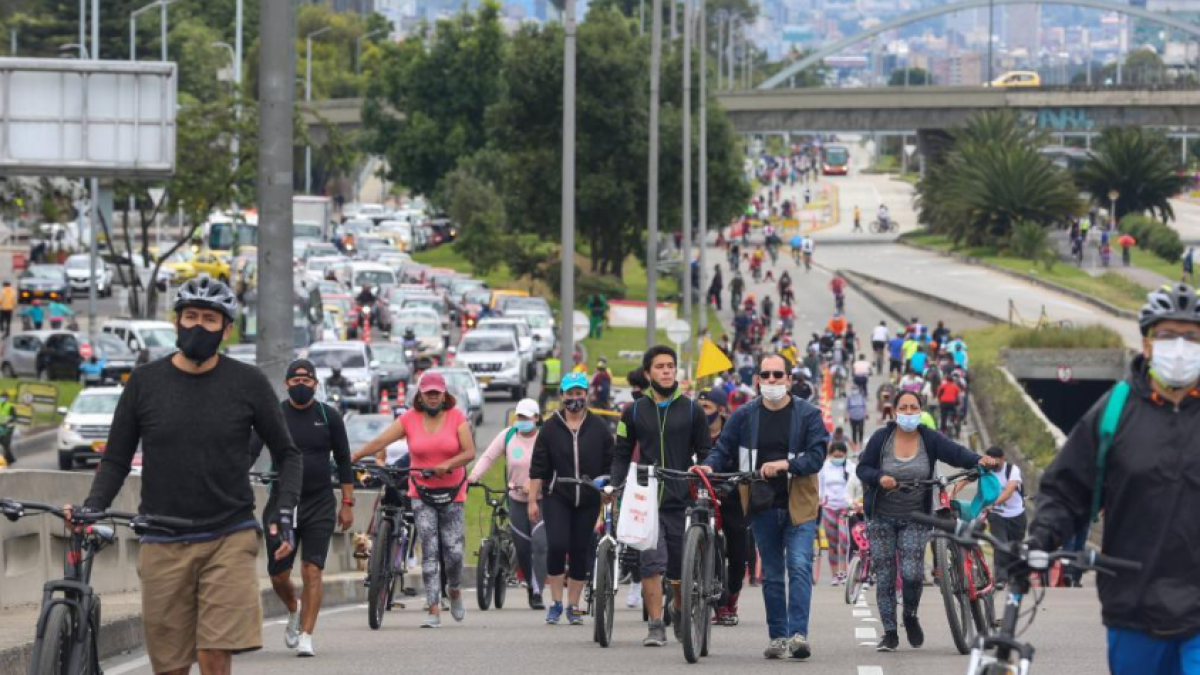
[148,188,166,208]
[1057,365,1073,383]
[79,343,93,360]
[572,310,590,342]
[1107,189,1120,202]
[665,319,691,345]
[904,144,917,157]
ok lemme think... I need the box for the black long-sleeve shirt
[611,390,711,511]
[250,400,353,497]
[85,356,302,535]
[529,412,614,508]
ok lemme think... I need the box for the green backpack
[1091,381,1130,523]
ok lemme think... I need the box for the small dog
[352,533,372,572]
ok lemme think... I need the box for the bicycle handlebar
[894,467,982,492]
[468,482,509,497]
[351,463,421,476]
[555,476,622,497]
[0,498,194,534]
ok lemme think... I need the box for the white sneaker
[296,632,314,657]
[626,582,642,608]
[284,610,301,649]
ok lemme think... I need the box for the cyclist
[778,270,794,306]
[887,329,906,378]
[76,278,304,675]
[591,357,613,409]
[801,236,814,271]
[468,398,548,610]
[790,234,803,264]
[935,375,962,435]
[699,353,828,660]
[871,322,889,374]
[250,359,354,658]
[876,204,890,231]
[611,345,711,647]
[697,387,747,626]
[827,312,847,338]
[856,389,997,652]
[851,352,871,397]
[750,247,764,282]
[729,271,745,312]
[830,275,847,313]
[353,372,476,628]
[1028,284,1200,673]
[529,373,614,625]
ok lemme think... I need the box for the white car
[505,310,555,359]
[453,330,526,401]
[476,318,537,378]
[56,387,124,471]
[305,341,381,412]
[64,254,113,297]
[100,319,178,360]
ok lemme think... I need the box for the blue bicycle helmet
[561,372,589,392]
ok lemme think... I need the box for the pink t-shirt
[468,426,539,502]
[400,407,469,502]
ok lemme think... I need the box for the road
[100,580,1110,675]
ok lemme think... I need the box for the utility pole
[305,26,332,195]
[231,0,243,220]
[89,0,99,346]
[697,0,708,338]
[646,0,663,348]
[681,0,693,354]
[559,0,578,362]
[257,0,296,390]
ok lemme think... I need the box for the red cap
[418,372,447,393]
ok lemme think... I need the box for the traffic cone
[379,389,391,416]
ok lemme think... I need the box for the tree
[888,67,929,86]
[440,162,508,277]
[1078,127,1189,223]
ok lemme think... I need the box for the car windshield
[294,223,322,240]
[403,298,439,312]
[355,270,395,286]
[27,266,62,279]
[483,321,528,337]
[140,328,177,347]
[71,393,121,415]
[309,349,366,369]
[512,313,549,328]
[436,370,475,393]
[94,334,130,357]
[463,290,491,305]
[397,321,438,337]
[346,415,394,446]
[461,335,513,353]
[66,257,90,270]
[371,344,408,364]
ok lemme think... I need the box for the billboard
[0,58,177,178]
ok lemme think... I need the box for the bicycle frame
[31,524,109,675]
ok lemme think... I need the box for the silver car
[453,330,525,401]
[305,341,381,412]
[0,330,57,378]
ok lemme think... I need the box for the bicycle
[470,483,520,611]
[893,467,995,655]
[658,467,757,663]
[869,219,897,234]
[0,498,190,675]
[912,512,1141,674]
[844,512,870,605]
[556,476,626,647]
[353,463,419,630]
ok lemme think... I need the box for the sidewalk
[1049,230,1174,289]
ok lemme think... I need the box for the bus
[822,145,850,175]
[206,212,258,254]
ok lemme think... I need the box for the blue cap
[561,372,589,392]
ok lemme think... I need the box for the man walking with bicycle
[1029,283,1200,675]
[612,345,711,647]
[250,359,355,658]
[698,353,829,660]
[77,278,304,675]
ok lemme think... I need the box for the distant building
[1006,4,1040,56]
[930,51,984,85]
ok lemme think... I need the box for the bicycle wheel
[492,539,509,609]
[32,603,72,675]
[476,539,494,611]
[934,538,973,654]
[968,551,995,639]
[845,555,864,605]
[593,540,616,647]
[869,220,881,234]
[681,526,710,664]
[367,519,393,630]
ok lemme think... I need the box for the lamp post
[305,26,333,195]
[1108,189,1120,230]
[646,0,664,347]
[130,0,178,62]
[697,0,708,337]
[356,28,387,76]
[682,0,693,354]
[559,0,578,362]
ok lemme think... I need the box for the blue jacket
[856,423,981,518]
[704,396,828,524]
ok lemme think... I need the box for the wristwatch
[341,499,355,507]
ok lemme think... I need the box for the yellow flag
[695,338,734,380]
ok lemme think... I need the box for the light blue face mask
[896,413,922,432]
[514,420,536,433]
[830,458,846,467]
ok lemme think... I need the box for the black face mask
[176,323,224,364]
[650,380,676,398]
[288,384,315,406]
[562,397,587,413]
[706,411,721,425]
[420,399,443,417]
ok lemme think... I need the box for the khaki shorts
[138,528,263,672]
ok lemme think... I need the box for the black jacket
[856,423,981,518]
[611,389,711,510]
[529,411,614,508]
[1030,356,1200,638]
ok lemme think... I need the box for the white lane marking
[858,667,885,675]
[859,617,877,622]
[855,627,877,639]
[852,609,872,617]
[104,604,369,674]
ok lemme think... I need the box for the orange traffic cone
[379,389,391,416]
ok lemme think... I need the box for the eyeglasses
[758,370,787,380]
[1154,330,1200,343]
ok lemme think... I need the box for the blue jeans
[1109,628,1200,675]
[751,509,817,639]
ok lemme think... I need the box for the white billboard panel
[0,58,176,178]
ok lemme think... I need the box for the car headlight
[61,423,75,433]
[505,359,519,370]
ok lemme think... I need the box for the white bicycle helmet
[1140,283,1200,336]
[174,277,239,322]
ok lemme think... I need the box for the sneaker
[903,613,924,648]
[450,592,465,622]
[829,576,841,587]
[529,590,545,610]
[545,601,564,625]
[670,606,683,642]
[421,611,441,628]
[284,610,301,649]
[763,637,789,659]
[296,633,314,657]
[567,605,585,626]
[643,620,668,647]
[788,633,811,660]
[626,582,642,608]
[876,631,899,652]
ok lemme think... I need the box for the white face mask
[760,383,788,401]
[1151,338,1200,388]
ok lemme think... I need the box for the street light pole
[559,0,578,363]
[646,0,664,348]
[698,0,708,338]
[89,0,99,346]
[356,28,387,76]
[682,0,693,356]
[305,26,332,195]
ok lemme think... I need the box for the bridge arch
[760,0,1200,89]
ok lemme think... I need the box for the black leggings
[543,495,601,582]
[721,497,748,596]
[850,419,865,446]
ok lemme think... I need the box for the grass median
[0,378,83,427]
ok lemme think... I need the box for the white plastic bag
[617,464,659,551]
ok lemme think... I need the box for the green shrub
[1006,325,1125,349]
[1008,221,1051,261]
[577,273,628,300]
[1148,226,1184,263]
